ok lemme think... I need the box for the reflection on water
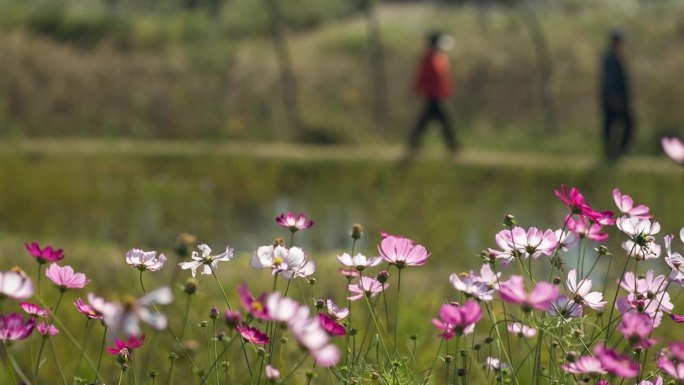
[0,154,681,272]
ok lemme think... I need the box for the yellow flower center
[251,302,263,312]
[273,257,284,266]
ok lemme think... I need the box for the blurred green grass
[0,0,682,152]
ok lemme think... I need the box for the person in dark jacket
[407,32,458,156]
[600,30,633,160]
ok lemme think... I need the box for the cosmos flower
[595,345,640,378]
[336,253,382,271]
[106,335,146,355]
[566,215,609,242]
[46,264,90,290]
[251,245,315,279]
[449,264,500,302]
[612,189,652,219]
[236,323,269,345]
[562,355,607,375]
[566,269,606,311]
[179,244,234,277]
[485,357,508,371]
[239,285,270,320]
[288,307,340,367]
[619,312,656,349]
[275,212,314,232]
[658,342,684,380]
[266,365,280,381]
[661,136,684,165]
[664,230,684,285]
[432,300,482,339]
[617,217,661,260]
[20,302,48,318]
[348,276,388,301]
[555,184,614,224]
[0,313,36,341]
[548,295,583,319]
[507,322,537,338]
[638,376,663,385]
[554,229,578,252]
[74,297,103,320]
[318,314,345,336]
[378,234,430,268]
[224,310,241,328]
[37,322,59,337]
[325,299,349,321]
[125,249,166,272]
[25,242,64,264]
[0,271,34,300]
[98,287,173,337]
[499,275,559,311]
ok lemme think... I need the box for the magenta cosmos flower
[613,189,652,219]
[555,184,614,224]
[594,345,640,378]
[378,234,430,268]
[20,302,48,318]
[25,242,64,264]
[566,215,609,242]
[658,342,684,380]
[318,314,345,336]
[662,136,684,165]
[0,270,34,300]
[238,285,270,320]
[126,249,166,272]
[0,313,36,341]
[432,300,482,339]
[619,312,656,349]
[236,323,269,345]
[276,212,314,232]
[499,275,559,311]
[46,264,90,290]
[106,335,146,355]
[348,276,388,301]
[74,297,104,320]
[37,322,59,337]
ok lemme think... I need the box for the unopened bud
[552,276,561,285]
[199,321,208,328]
[281,336,288,344]
[148,370,158,378]
[273,238,285,247]
[473,343,481,351]
[596,245,609,256]
[410,333,417,341]
[176,233,197,258]
[351,224,364,240]
[457,368,467,377]
[370,371,380,380]
[503,214,517,227]
[566,351,578,363]
[117,349,130,364]
[224,310,241,329]
[209,307,220,320]
[257,347,266,357]
[307,278,316,286]
[315,299,325,309]
[377,270,390,283]
[168,352,179,361]
[485,337,493,344]
[183,278,198,295]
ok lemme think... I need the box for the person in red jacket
[407,32,457,156]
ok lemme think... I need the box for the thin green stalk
[168,294,192,385]
[213,320,219,385]
[394,268,402,349]
[50,337,68,385]
[117,366,125,385]
[605,247,635,342]
[139,270,147,294]
[37,263,44,300]
[422,337,444,385]
[71,318,91,384]
[363,295,391,360]
[35,290,64,381]
[210,269,233,310]
[93,326,107,385]
[4,342,32,385]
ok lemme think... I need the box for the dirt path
[0,138,679,174]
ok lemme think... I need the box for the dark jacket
[600,51,631,112]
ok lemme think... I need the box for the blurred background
[0,0,683,382]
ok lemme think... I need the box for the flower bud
[348,328,358,336]
[257,347,266,357]
[307,278,316,286]
[315,299,325,309]
[351,224,364,240]
[443,355,454,363]
[376,270,390,283]
[596,245,610,256]
[117,348,130,364]
[281,336,288,344]
[410,333,417,341]
[565,351,578,363]
[168,352,179,361]
[370,371,380,380]
[199,321,208,328]
[209,307,220,320]
[457,368,467,377]
[484,337,493,344]
[503,214,517,228]
[183,278,198,295]
[273,238,285,247]
[148,370,158,379]
[473,343,481,351]
[224,310,241,329]
[552,276,561,285]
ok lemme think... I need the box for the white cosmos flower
[179,244,234,277]
[617,217,661,259]
[326,299,349,321]
[665,230,684,285]
[566,269,606,311]
[126,249,167,272]
[0,271,34,300]
[336,253,382,271]
[251,245,314,279]
[99,286,173,337]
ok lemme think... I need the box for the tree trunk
[263,0,302,132]
[363,0,388,130]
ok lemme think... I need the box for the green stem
[394,268,402,349]
[210,269,233,310]
[605,251,634,343]
[71,319,91,384]
[139,270,147,294]
[93,326,107,385]
[117,366,125,385]
[4,342,32,385]
[50,337,68,385]
[422,337,444,385]
[167,295,192,385]
[213,320,219,385]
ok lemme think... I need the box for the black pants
[602,108,633,159]
[408,99,457,152]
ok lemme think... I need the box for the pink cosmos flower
[617,216,661,260]
[566,269,606,311]
[662,136,684,165]
[265,365,280,381]
[548,295,583,319]
[492,227,556,260]
[555,184,614,224]
[236,323,269,345]
[554,229,578,252]
[450,264,500,302]
[339,269,360,278]
[37,322,59,337]
[485,357,508,371]
[98,287,173,337]
[238,285,270,320]
[106,335,146,355]
[266,293,299,323]
[326,299,349,321]
[348,276,388,301]
[378,234,430,268]
[276,212,314,232]
[566,215,609,242]
[638,376,663,385]
[432,300,482,339]
[562,355,607,375]
[670,313,684,323]
[288,308,340,367]
[612,189,652,219]
[665,230,684,285]
[74,297,104,320]
[0,271,34,300]
[179,244,234,277]
[620,271,673,315]
[126,249,166,272]
[25,242,64,263]
[499,275,559,311]
[46,264,90,290]
[658,342,684,380]
[619,312,656,349]
[0,313,36,341]
[595,345,640,378]
[318,313,345,336]
[507,322,537,338]
[336,253,382,271]
[20,302,48,318]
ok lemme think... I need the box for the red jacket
[413,50,454,100]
